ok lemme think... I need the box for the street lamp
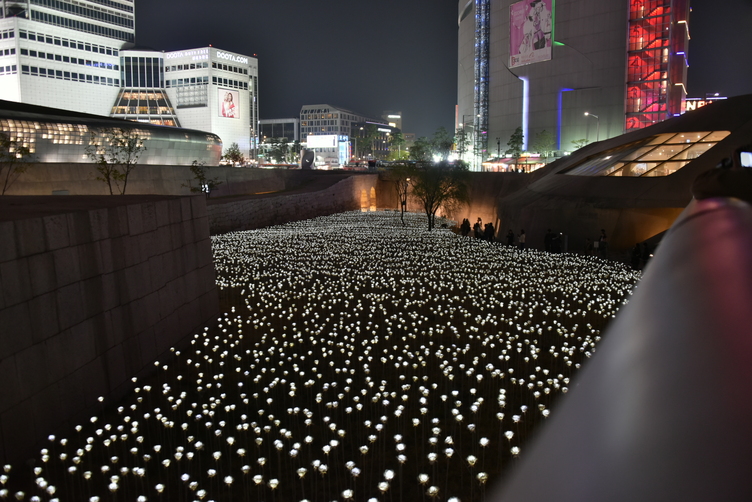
[584,112,600,142]
[496,137,501,158]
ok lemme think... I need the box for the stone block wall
[6,164,352,197]
[208,174,381,234]
[0,195,219,464]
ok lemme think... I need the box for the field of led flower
[2,211,639,502]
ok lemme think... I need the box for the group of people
[543,229,564,253]
[460,218,527,249]
[583,229,609,257]
[461,218,496,241]
[458,220,656,267]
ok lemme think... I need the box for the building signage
[509,0,553,68]
[307,135,338,149]
[216,51,249,65]
[166,49,209,61]
[684,97,726,112]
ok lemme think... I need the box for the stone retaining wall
[208,174,381,234]
[0,195,219,464]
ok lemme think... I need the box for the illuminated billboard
[306,135,338,149]
[509,0,553,68]
[219,89,239,119]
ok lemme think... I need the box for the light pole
[496,137,501,158]
[584,112,600,142]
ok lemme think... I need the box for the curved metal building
[0,98,222,165]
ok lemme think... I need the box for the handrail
[494,197,752,501]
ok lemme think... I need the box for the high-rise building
[162,47,259,157]
[457,0,690,169]
[382,111,403,132]
[0,0,134,115]
[0,1,259,160]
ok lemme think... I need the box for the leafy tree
[0,132,32,195]
[506,126,524,171]
[431,127,454,161]
[531,130,556,161]
[224,142,244,165]
[357,124,379,159]
[409,136,432,163]
[571,138,590,150]
[388,131,407,160]
[410,161,470,231]
[455,127,469,158]
[182,160,224,198]
[290,140,302,163]
[85,127,146,195]
[267,138,291,164]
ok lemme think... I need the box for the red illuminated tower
[625,0,690,131]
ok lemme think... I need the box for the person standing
[460,218,471,236]
[599,229,608,258]
[518,229,526,249]
[484,222,495,242]
[507,229,515,246]
[544,228,554,252]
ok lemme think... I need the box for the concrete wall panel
[0,195,219,465]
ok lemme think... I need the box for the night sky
[136,0,752,138]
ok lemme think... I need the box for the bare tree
[0,132,32,195]
[410,161,470,231]
[388,162,413,225]
[86,127,147,195]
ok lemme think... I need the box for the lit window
[562,131,730,177]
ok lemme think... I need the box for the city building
[0,2,258,162]
[457,0,690,170]
[0,0,133,115]
[300,104,395,167]
[382,110,402,131]
[163,47,259,159]
[110,48,180,126]
[260,118,299,143]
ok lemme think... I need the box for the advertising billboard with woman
[509,0,553,68]
[219,89,239,118]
